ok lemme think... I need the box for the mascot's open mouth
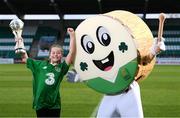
[93,51,114,71]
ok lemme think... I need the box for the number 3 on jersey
[45,73,55,85]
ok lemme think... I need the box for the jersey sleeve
[26,58,42,73]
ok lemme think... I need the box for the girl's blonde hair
[49,43,64,55]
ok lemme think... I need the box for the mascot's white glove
[66,69,81,83]
[150,37,166,56]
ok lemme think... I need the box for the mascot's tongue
[104,66,112,71]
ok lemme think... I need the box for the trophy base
[15,48,26,54]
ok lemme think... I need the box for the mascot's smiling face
[74,15,137,83]
[81,26,114,72]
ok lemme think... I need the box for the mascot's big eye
[81,35,95,54]
[96,26,111,46]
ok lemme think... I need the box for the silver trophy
[9,18,26,53]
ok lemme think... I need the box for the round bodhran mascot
[74,10,165,93]
[70,10,166,117]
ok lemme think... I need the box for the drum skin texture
[74,10,155,94]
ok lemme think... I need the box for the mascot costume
[67,10,166,117]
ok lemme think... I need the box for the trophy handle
[13,30,23,39]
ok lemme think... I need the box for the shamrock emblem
[119,42,128,53]
[80,62,88,71]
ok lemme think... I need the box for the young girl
[15,28,76,118]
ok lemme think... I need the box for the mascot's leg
[96,94,118,117]
[117,81,144,118]
[97,81,143,118]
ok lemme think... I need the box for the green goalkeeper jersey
[26,58,70,110]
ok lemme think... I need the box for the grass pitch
[0,64,180,117]
[140,65,180,117]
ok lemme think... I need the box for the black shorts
[36,108,60,118]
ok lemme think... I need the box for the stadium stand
[63,34,70,57]
[35,26,60,59]
[0,18,180,65]
[147,19,180,64]
[37,36,57,58]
